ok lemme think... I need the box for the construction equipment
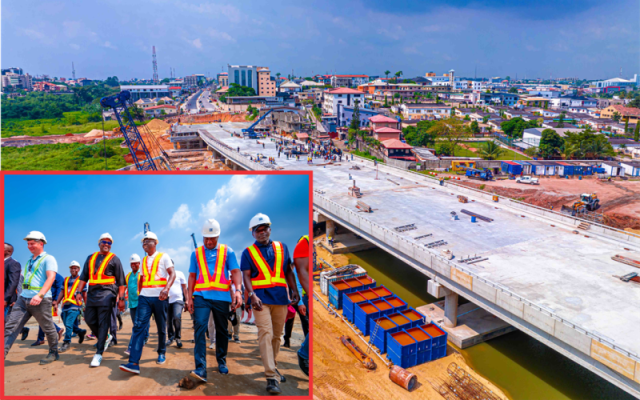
[341,335,377,370]
[620,272,638,282]
[348,180,362,198]
[460,209,494,222]
[451,160,476,172]
[100,91,173,171]
[356,200,372,213]
[465,167,493,181]
[612,255,640,269]
[458,195,468,204]
[190,233,198,250]
[562,193,600,216]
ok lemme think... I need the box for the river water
[346,249,634,400]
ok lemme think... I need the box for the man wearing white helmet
[74,233,126,367]
[4,231,60,365]
[124,254,148,356]
[56,261,88,352]
[241,214,300,394]
[120,231,176,375]
[186,218,243,382]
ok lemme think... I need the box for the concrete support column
[444,292,459,328]
[326,220,336,239]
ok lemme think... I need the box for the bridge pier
[444,292,459,328]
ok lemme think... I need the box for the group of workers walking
[4,212,310,395]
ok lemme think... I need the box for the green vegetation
[246,105,259,121]
[500,117,539,139]
[352,150,383,163]
[562,128,615,159]
[452,141,530,160]
[2,139,129,170]
[634,122,639,142]
[538,129,563,159]
[402,120,436,147]
[1,112,126,138]
[312,105,322,121]
[477,141,505,160]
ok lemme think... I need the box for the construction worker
[124,254,148,356]
[74,233,126,367]
[292,235,311,376]
[241,213,300,394]
[4,231,60,364]
[57,261,88,352]
[186,219,243,382]
[120,231,176,375]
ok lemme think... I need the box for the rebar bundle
[427,363,502,400]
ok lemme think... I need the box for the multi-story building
[601,105,640,125]
[228,64,258,92]
[548,96,597,109]
[330,75,369,88]
[257,67,276,96]
[216,72,228,87]
[322,88,366,115]
[184,75,198,87]
[399,103,452,120]
[592,75,638,90]
[119,85,171,101]
[2,71,32,90]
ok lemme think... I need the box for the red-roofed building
[370,114,399,131]
[373,127,402,141]
[381,139,415,160]
[144,104,177,117]
[323,88,366,115]
[331,74,369,88]
[168,86,182,97]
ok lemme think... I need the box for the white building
[548,96,597,109]
[592,75,638,89]
[400,103,451,120]
[322,88,366,115]
[120,85,170,101]
[279,81,302,93]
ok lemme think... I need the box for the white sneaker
[90,354,103,367]
[208,343,215,349]
[104,334,113,350]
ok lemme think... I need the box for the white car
[516,176,539,185]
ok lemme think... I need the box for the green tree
[402,120,436,147]
[538,129,563,159]
[464,115,471,121]
[500,117,537,139]
[104,76,119,87]
[557,112,566,128]
[508,87,518,93]
[524,146,539,157]
[384,70,390,80]
[350,101,361,131]
[157,100,165,105]
[482,115,489,124]
[470,120,480,134]
[127,105,145,121]
[612,112,621,122]
[634,122,639,142]
[477,141,504,160]
[394,71,403,83]
[624,119,629,133]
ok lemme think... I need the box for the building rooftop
[381,139,413,149]
[325,88,366,95]
[369,114,398,123]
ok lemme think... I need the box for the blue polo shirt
[127,271,141,308]
[21,252,58,299]
[241,240,291,306]
[189,245,240,303]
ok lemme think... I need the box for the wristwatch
[248,291,255,298]
[38,293,44,299]
[119,297,126,302]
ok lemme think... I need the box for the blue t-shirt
[189,245,240,303]
[241,240,291,306]
[127,271,141,308]
[21,252,58,299]
[61,275,87,310]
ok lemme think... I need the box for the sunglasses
[100,240,113,245]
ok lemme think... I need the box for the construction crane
[241,107,300,138]
[144,222,150,234]
[100,90,174,171]
[190,233,198,250]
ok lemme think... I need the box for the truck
[516,176,539,185]
[465,168,493,181]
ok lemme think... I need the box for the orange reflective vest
[125,271,142,297]
[247,241,287,289]
[141,253,168,289]
[194,245,231,292]
[63,276,82,306]
[88,252,116,286]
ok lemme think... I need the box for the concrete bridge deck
[194,122,640,398]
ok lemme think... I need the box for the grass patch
[2,139,130,170]
[454,141,530,160]
[352,150,384,163]
[1,111,140,138]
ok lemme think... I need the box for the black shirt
[79,252,126,307]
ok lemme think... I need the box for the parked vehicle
[516,176,539,185]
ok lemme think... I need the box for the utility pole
[152,46,159,84]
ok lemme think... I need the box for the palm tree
[394,71,403,83]
[563,143,581,160]
[478,141,505,160]
[384,70,391,81]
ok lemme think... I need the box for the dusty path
[5,313,308,396]
[312,242,508,400]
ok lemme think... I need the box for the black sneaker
[275,368,286,383]
[39,350,59,365]
[78,330,86,344]
[298,353,309,376]
[59,342,71,353]
[176,339,183,349]
[283,339,290,348]
[266,379,281,394]
[20,327,30,341]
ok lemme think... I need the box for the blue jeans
[127,306,149,353]
[61,308,84,343]
[193,296,230,373]
[298,295,309,360]
[37,322,61,342]
[128,296,167,364]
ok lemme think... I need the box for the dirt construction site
[456,175,640,231]
[4,313,308,397]
[312,243,508,400]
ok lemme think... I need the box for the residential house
[322,88,366,115]
[336,104,381,128]
[600,105,640,125]
[401,103,451,120]
[549,96,597,109]
[168,86,182,97]
[279,81,302,93]
[373,127,402,141]
[608,138,640,150]
[331,74,369,88]
[134,98,158,109]
[257,67,277,96]
[478,92,519,106]
[380,139,415,161]
[144,104,177,117]
[517,96,550,108]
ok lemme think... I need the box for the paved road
[199,89,217,112]
[183,89,202,114]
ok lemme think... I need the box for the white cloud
[70,43,80,50]
[190,38,202,49]
[200,175,266,221]
[103,41,118,50]
[130,232,143,242]
[20,28,48,42]
[170,204,192,229]
[208,29,236,42]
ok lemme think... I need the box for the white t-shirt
[139,252,174,298]
[169,270,187,304]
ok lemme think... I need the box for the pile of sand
[145,119,170,131]
[84,129,107,138]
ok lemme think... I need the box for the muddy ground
[5,313,308,396]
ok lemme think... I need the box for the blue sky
[4,174,310,279]
[2,0,638,80]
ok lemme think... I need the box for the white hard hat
[70,261,81,268]
[141,231,159,244]
[99,233,113,243]
[249,213,271,231]
[130,254,141,263]
[202,219,221,238]
[24,231,47,244]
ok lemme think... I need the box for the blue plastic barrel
[471,216,477,223]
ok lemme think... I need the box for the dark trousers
[61,308,85,343]
[128,296,168,364]
[110,301,118,341]
[37,323,61,342]
[193,296,229,371]
[284,304,309,342]
[167,301,184,340]
[84,305,113,355]
[5,296,58,357]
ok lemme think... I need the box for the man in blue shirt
[56,261,88,352]
[4,231,60,364]
[186,219,243,383]
[241,214,300,395]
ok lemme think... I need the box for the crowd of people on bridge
[4,214,310,395]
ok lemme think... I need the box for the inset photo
[3,172,311,397]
